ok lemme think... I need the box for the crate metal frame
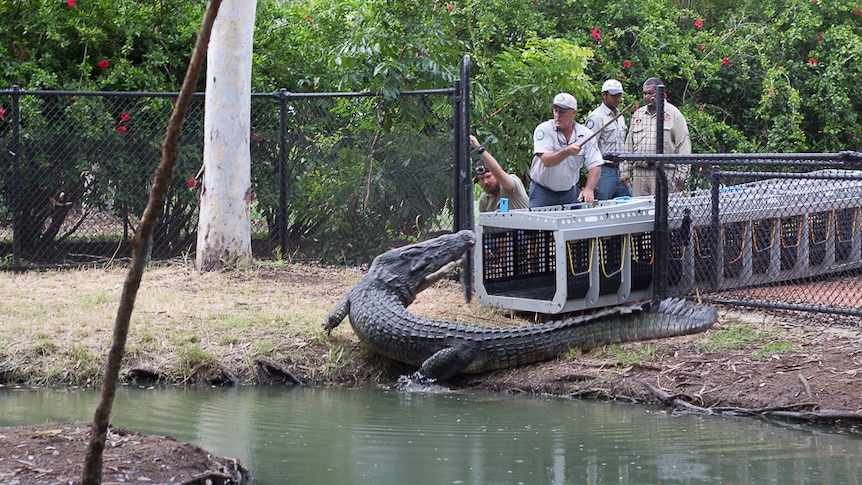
[474,198,656,314]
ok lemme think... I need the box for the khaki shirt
[478,174,529,212]
[624,101,691,162]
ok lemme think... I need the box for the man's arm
[537,144,581,168]
[470,135,515,190]
[578,165,601,203]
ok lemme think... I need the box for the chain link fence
[645,153,862,317]
[0,86,458,269]
[473,153,862,318]
[4,83,862,317]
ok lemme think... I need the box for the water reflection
[1,386,860,484]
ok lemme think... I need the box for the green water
[1,385,860,484]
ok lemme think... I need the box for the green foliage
[473,35,594,174]
[1,0,204,91]
[3,0,862,264]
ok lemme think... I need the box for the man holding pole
[528,92,603,208]
[585,79,633,200]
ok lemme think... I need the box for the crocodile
[324,229,718,381]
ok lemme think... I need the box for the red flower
[817,33,824,40]
[250,193,256,201]
[722,57,731,65]
[97,59,109,70]
[187,178,198,189]
[305,14,312,22]
[855,10,861,15]
[808,58,819,64]
[699,44,705,51]
[446,3,453,12]
[850,133,855,139]
[591,27,601,41]
[0,107,5,120]
[120,111,131,122]
[67,0,75,6]
[694,19,704,28]
[623,59,632,69]
[250,134,263,142]
[116,125,127,135]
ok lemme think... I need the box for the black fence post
[277,88,289,255]
[653,84,668,299]
[10,85,21,265]
[710,165,721,291]
[455,55,473,302]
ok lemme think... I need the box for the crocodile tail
[568,297,717,350]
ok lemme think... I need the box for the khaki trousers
[630,165,691,196]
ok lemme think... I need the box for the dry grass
[0,264,365,385]
[0,262,526,387]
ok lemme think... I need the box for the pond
[2,384,861,484]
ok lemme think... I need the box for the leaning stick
[579,102,635,145]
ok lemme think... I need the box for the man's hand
[578,186,596,204]
[568,143,582,156]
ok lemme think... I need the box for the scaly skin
[325,230,717,381]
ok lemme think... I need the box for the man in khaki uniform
[623,77,691,196]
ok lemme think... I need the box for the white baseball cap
[552,92,578,111]
[601,79,624,95]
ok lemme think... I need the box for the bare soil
[2,264,862,483]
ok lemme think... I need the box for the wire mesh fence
[4,84,862,317]
[0,86,458,269]
[651,153,862,317]
[472,153,862,317]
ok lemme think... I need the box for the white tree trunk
[196,0,258,271]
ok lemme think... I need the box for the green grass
[699,321,803,359]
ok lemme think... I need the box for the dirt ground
[2,264,862,483]
[0,423,249,484]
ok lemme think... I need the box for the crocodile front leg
[419,344,477,381]
[324,291,352,335]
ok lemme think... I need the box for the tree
[80,2,221,482]
[195,0,258,271]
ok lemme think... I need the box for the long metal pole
[277,88,288,254]
[11,85,21,265]
[457,55,473,302]
[654,84,668,299]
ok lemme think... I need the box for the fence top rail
[714,170,862,180]
[1,86,456,99]
[605,151,862,165]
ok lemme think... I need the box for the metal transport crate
[474,198,656,314]
[473,170,862,314]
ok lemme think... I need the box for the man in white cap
[585,79,632,200]
[528,92,603,208]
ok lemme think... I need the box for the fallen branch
[256,357,303,386]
